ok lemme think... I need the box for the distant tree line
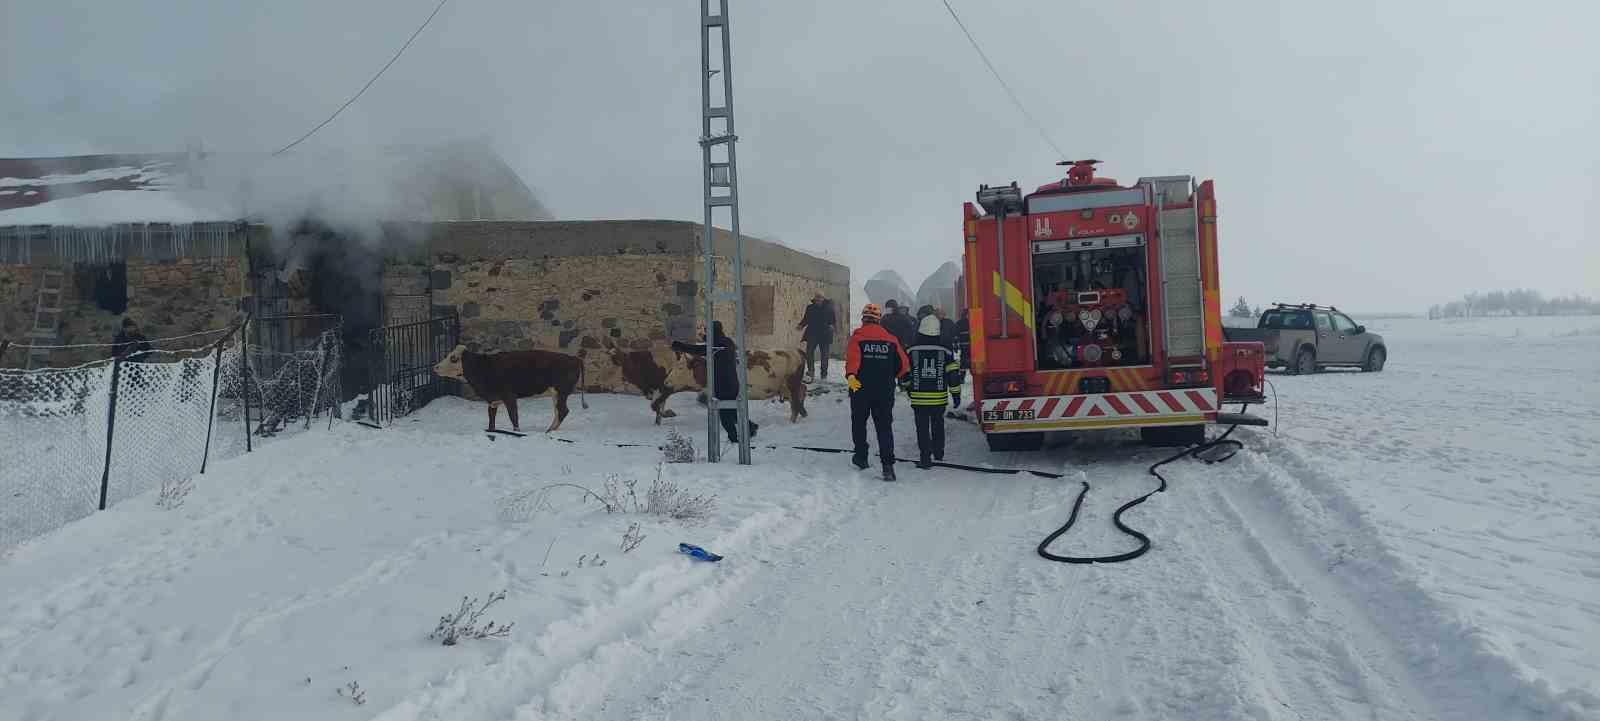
[1428,289,1600,319]
[1229,297,1262,318]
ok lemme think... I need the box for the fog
[3,0,1594,313]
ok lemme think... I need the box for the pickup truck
[1222,304,1387,374]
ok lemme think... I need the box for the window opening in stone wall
[74,261,129,314]
[743,284,775,336]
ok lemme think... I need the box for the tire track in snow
[1230,433,1600,721]
[364,480,837,721]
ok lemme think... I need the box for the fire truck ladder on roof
[25,267,66,369]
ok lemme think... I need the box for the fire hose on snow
[1035,406,1249,564]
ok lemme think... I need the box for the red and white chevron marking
[979,388,1217,421]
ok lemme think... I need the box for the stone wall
[431,253,692,392]
[1,257,246,367]
[417,220,850,393]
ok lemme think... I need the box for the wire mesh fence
[1,317,343,548]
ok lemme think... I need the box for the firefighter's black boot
[852,452,869,470]
[882,462,897,481]
[915,454,933,470]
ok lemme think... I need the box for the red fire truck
[962,160,1267,451]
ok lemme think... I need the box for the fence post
[241,317,252,452]
[99,357,122,511]
[199,338,226,474]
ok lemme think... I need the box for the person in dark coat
[904,315,964,468]
[672,320,758,443]
[112,318,154,362]
[881,299,918,357]
[845,303,910,481]
[935,306,958,350]
[796,292,836,381]
[953,309,972,370]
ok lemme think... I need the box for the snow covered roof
[0,153,239,224]
[0,140,551,228]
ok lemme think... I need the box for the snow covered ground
[1,316,1596,721]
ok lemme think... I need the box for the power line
[272,0,454,156]
[939,0,1067,160]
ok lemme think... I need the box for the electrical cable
[1036,408,1248,564]
[271,0,454,156]
[939,0,1067,159]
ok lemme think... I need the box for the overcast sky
[3,0,1595,312]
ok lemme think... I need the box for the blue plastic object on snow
[678,543,723,562]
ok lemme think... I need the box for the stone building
[0,141,550,368]
[380,220,850,392]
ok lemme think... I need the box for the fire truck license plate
[983,409,1035,422]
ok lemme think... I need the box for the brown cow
[611,342,807,424]
[433,345,589,432]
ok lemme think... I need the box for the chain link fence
[1,317,342,548]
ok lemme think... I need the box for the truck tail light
[984,376,1027,397]
[1167,368,1210,386]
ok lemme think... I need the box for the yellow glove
[846,375,862,393]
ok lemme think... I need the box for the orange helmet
[861,303,882,322]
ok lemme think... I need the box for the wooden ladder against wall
[24,267,66,370]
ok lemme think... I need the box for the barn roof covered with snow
[0,139,552,228]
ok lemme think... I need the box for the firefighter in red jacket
[845,303,910,481]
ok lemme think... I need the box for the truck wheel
[986,432,1043,452]
[1294,347,1317,375]
[1364,347,1386,372]
[1140,425,1205,447]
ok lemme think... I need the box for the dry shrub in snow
[662,429,696,463]
[501,466,714,523]
[430,590,514,646]
[156,475,194,510]
[336,681,366,706]
[620,522,646,554]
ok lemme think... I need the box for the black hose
[1036,408,1247,564]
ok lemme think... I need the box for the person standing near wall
[796,291,836,383]
[672,320,758,444]
[112,318,153,362]
[845,303,909,481]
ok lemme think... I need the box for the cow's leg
[652,390,679,423]
[506,397,521,432]
[788,373,808,422]
[487,400,501,430]
[547,390,571,432]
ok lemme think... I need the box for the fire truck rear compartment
[1032,243,1150,371]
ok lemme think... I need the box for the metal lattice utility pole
[699,0,751,464]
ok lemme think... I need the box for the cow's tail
[579,361,590,409]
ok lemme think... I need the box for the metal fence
[1,331,238,547]
[364,311,459,427]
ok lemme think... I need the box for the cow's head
[433,344,469,380]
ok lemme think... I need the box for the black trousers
[718,407,756,442]
[850,392,896,464]
[913,405,946,460]
[805,339,831,377]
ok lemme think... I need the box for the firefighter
[845,303,909,481]
[904,315,964,468]
[953,308,972,370]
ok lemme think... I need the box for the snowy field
[1,315,1596,721]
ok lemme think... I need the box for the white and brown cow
[433,345,589,432]
[611,342,808,424]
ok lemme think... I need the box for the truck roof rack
[1271,302,1340,312]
